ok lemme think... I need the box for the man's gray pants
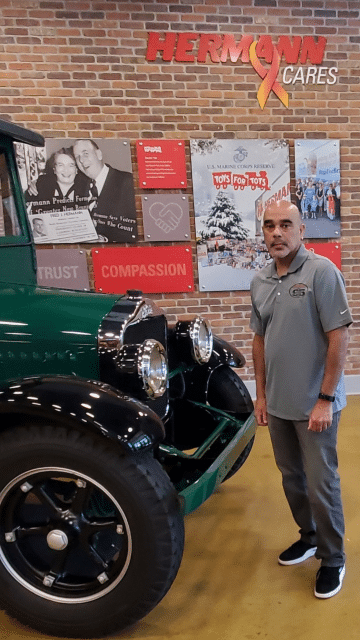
[267,411,345,567]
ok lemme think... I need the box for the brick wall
[0,0,359,382]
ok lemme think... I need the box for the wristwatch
[318,392,335,402]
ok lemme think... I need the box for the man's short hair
[73,139,100,151]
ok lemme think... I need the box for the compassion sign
[92,245,194,294]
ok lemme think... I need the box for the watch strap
[318,392,335,402]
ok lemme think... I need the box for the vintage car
[0,119,256,637]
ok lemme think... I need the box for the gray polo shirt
[250,244,352,420]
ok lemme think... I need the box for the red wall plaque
[136,140,187,189]
[305,242,341,270]
[92,245,194,294]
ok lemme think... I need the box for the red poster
[305,242,341,270]
[136,140,187,189]
[92,245,194,294]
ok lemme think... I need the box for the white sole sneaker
[314,565,345,599]
[278,546,317,566]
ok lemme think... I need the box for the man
[72,139,138,243]
[32,217,47,239]
[250,199,352,599]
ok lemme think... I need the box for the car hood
[0,283,121,380]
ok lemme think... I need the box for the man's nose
[273,225,282,235]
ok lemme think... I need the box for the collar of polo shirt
[267,244,309,279]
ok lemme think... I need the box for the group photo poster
[15,138,138,244]
[190,139,290,291]
[294,139,341,239]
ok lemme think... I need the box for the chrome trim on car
[174,316,213,365]
[116,339,168,398]
[189,317,213,364]
[137,339,168,398]
[98,295,163,356]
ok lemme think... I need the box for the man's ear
[96,148,103,162]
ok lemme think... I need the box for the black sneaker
[278,540,317,565]
[314,565,345,599]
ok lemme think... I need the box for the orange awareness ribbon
[249,41,289,109]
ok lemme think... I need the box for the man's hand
[252,334,268,426]
[254,397,268,426]
[27,180,38,197]
[308,399,333,432]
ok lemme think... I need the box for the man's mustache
[270,241,287,247]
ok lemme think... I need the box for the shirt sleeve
[250,280,264,336]
[314,260,353,332]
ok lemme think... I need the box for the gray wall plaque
[142,194,191,242]
[36,249,90,290]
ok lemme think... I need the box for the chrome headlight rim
[189,316,213,364]
[137,339,168,398]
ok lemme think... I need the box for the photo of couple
[15,138,138,244]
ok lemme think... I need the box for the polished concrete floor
[1,396,359,640]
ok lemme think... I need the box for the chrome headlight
[138,339,168,398]
[175,316,213,364]
[117,339,168,398]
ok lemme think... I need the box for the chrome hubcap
[46,529,69,551]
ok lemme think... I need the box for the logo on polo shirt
[289,283,308,297]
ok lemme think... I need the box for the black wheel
[207,366,255,481]
[0,425,184,638]
[221,436,255,482]
[207,365,253,417]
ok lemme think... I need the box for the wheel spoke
[88,517,119,531]
[50,550,68,577]
[69,481,93,515]
[32,483,67,514]
[88,542,109,569]
[15,524,50,539]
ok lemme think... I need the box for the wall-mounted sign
[15,138,137,244]
[30,208,98,244]
[191,139,289,291]
[36,249,90,290]
[146,33,337,109]
[305,242,341,270]
[142,194,191,241]
[92,245,194,294]
[136,140,187,189]
[295,139,340,239]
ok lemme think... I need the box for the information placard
[136,140,187,189]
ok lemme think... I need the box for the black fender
[170,335,247,406]
[210,334,246,369]
[167,364,253,451]
[179,362,252,411]
[0,375,165,454]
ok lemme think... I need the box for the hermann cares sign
[146,33,337,109]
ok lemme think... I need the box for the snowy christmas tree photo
[190,138,290,291]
